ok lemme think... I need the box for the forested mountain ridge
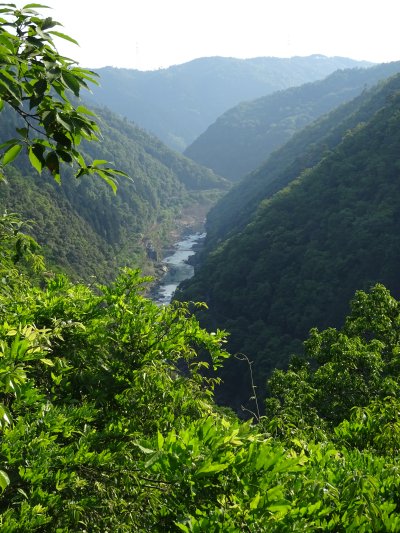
[185,62,400,180]
[87,55,371,151]
[0,105,227,282]
[178,73,400,410]
[202,70,400,253]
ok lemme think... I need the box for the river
[152,232,206,304]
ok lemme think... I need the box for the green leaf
[45,151,60,181]
[0,73,20,102]
[195,461,229,476]
[157,431,164,450]
[55,113,72,132]
[76,105,96,117]
[250,492,261,510]
[61,71,80,97]
[28,146,42,174]
[2,143,22,165]
[107,168,130,178]
[41,16,57,30]
[56,149,72,163]
[93,169,117,194]
[0,8,17,15]
[26,36,44,48]
[53,131,72,149]
[76,167,88,179]
[16,127,28,137]
[48,31,79,46]
[266,485,285,501]
[0,34,17,54]
[0,403,11,427]
[0,470,9,492]
[145,451,162,468]
[33,78,47,96]
[23,3,50,8]
[40,358,54,366]
[134,443,154,454]
[175,524,190,532]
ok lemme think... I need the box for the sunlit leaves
[0,3,127,189]
[2,143,21,165]
[0,403,12,429]
[47,30,79,46]
[0,470,9,492]
[266,285,400,429]
[1,214,400,529]
[28,144,42,173]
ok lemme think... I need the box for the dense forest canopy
[2,4,400,531]
[179,72,400,411]
[202,71,400,252]
[3,212,400,531]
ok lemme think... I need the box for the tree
[265,284,400,429]
[0,2,126,190]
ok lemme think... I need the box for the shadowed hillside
[178,73,400,411]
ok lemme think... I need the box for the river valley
[151,232,206,304]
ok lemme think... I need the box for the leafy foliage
[0,213,229,530]
[1,216,400,531]
[266,284,400,428]
[0,2,127,187]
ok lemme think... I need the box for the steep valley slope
[178,72,400,412]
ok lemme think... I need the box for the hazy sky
[47,0,399,71]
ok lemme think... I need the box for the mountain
[0,105,228,282]
[178,72,400,411]
[87,56,372,151]
[201,69,400,253]
[185,62,400,181]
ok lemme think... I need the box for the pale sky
[45,0,399,71]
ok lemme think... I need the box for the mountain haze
[185,62,400,180]
[88,56,372,151]
[202,69,400,252]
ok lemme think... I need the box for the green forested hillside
[0,106,228,282]
[178,73,400,410]
[88,56,371,151]
[202,72,400,253]
[185,62,400,180]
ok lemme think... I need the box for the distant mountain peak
[89,56,372,152]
